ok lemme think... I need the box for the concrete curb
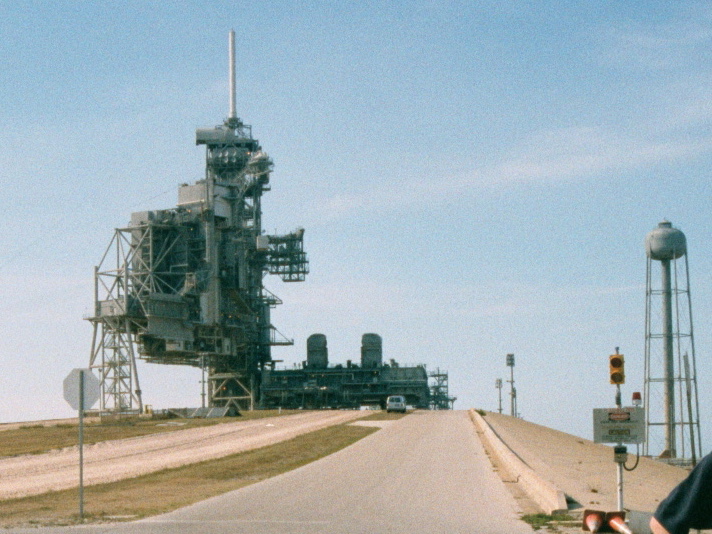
[470,409,569,515]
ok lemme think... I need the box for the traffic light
[609,354,625,385]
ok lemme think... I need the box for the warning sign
[593,407,645,444]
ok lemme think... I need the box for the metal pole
[506,353,515,417]
[644,256,652,456]
[613,444,627,512]
[250,374,255,411]
[683,353,697,466]
[496,379,502,414]
[617,459,624,511]
[126,318,143,413]
[684,255,702,459]
[613,358,625,512]
[509,366,517,417]
[615,353,622,409]
[662,258,676,457]
[229,30,236,120]
[201,354,206,409]
[79,370,85,519]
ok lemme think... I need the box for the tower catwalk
[87,31,308,413]
[644,220,701,462]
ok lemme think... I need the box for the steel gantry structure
[429,368,456,410]
[87,31,308,414]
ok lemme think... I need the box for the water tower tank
[361,333,382,368]
[306,334,328,368]
[646,221,686,261]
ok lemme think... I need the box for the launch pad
[86,32,453,415]
[87,31,307,413]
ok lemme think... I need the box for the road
[7,411,535,533]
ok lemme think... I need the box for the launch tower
[87,31,308,413]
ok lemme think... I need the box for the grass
[359,411,410,421]
[0,410,301,457]
[0,422,378,528]
[521,513,576,531]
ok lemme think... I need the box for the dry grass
[0,423,377,528]
[360,411,410,421]
[0,410,301,457]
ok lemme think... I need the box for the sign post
[63,369,100,519]
[593,405,645,513]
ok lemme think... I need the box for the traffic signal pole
[611,348,626,512]
[615,383,626,512]
[589,349,642,533]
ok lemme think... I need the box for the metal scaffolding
[429,368,456,410]
[86,31,308,414]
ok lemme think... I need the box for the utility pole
[506,353,517,417]
[495,379,503,414]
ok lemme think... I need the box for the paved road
[9,411,534,533]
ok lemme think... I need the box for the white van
[386,395,407,413]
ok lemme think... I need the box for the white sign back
[63,369,101,411]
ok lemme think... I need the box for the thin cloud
[455,282,643,319]
[604,6,712,71]
[311,124,712,223]
[486,127,712,186]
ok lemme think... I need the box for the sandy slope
[0,411,366,500]
[482,411,689,513]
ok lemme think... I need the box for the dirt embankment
[0,410,366,500]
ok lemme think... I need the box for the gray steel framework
[644,244,701,461]
[429,368,456,410]
[86,31,308,414]
[87,233,145,413]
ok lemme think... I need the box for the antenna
[229,29,237,123]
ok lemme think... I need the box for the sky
[1,1,712,455]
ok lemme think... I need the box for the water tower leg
[661,258,676,457]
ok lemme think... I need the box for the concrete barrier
[470,409,568,515]
[627,510,654,534]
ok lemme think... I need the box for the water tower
[644,221,701,462]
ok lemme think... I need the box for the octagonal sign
[63,369,101,411]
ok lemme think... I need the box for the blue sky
[1,2,711,453]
